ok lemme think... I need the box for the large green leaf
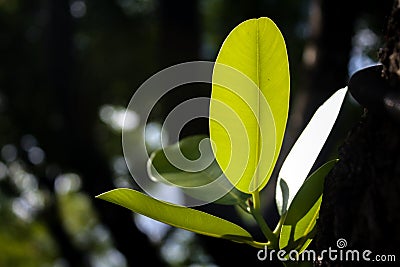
[209,17,290,193]
[97,188,255,245]
[279,160,337,252]
[147,135,251,205]
[276,88,347,215]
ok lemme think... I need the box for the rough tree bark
[316,1,400,266]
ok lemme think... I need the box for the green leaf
[279,160,337,252]
[147,135,251,205]
[276,88,347,215]
[209,17,290,193]
[96,188,255,244]
[283,261,314,267]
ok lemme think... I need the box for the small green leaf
[148,135,251,205]
[276,88,347,215]
[210,17,290,193]
[96,188,254,244]
[279,160,337,252]
[283,261,314,267]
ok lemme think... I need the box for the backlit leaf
[97,188,255,244]
[279,160,337,252]
[147,135,251,205]
[210,17,290,193]
[276,87,347,215]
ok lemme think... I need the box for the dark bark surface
[316,113,400,266]
[316,1,400,266]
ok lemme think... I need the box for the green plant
[97,17,347,264]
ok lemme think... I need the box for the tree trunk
[316,1,400,266]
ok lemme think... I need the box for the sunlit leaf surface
[276,88,347,215]
[97,189,255,244]
[279,160,337,252]
[210,17,290,193]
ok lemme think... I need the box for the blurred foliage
[0,0,391,266]
[0,202,57,267]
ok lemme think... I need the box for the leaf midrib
[253,19,261,191]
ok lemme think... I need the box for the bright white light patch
[55,173,82,195]
[276,87,347,215]
[99,105,139,131]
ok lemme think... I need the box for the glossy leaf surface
[210,17,290,193]
[97,188,254,244]
[279,160,337,252]
[276,88,347,215]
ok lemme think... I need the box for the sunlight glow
[99,105,140,131]
[161,230,193,264]
[28,146,45,165]
[348,27,379,76]
[54,173,82,195]
[145,122,169,151]
[91,249,127,267]
[70,0,86,18]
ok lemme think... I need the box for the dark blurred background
[0,0,394,266]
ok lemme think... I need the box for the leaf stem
[273,213,286,235]
[250,191,278,248]
[252,189,261,211]
[247,240,270,249]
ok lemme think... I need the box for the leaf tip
[95,191,109,200]
[95,188,125,201]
